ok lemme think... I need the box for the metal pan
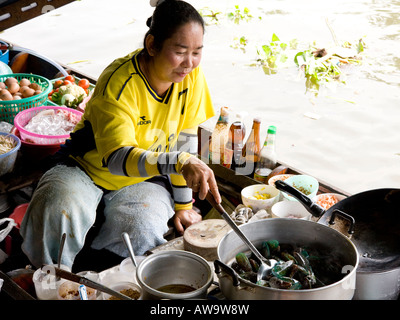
[275,180,400,299]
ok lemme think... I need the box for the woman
[20,0,221,270]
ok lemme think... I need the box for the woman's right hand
[181,156,221,203]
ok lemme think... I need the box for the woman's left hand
[173,209,202,235]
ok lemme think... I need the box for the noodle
[0,135,17,155]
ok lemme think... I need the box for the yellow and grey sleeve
[170,129,198,210]
[106,147,192,177]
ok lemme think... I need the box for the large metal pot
[275,181,400,300]
[216,218,359,300]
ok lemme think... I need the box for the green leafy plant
[231,36,248,53]
[252,34,290,74]
[227,5,253,24]
[198,7,223,25]
[294,39,364,96]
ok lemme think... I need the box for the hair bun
[149,0,166,7]
[146,16,152,27]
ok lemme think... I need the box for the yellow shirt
[64,49,215,210]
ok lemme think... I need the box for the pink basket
[13,106,83,145]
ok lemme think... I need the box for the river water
[193,0,400,195]
[1,0,399,195]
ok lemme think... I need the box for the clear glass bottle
[254,125,277,183]
[241,118,261,177]
[209,106,230,165]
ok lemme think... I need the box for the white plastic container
[271,200,311,220]
[32,264,71,300]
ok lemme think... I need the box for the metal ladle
[56,233,66,281]
[205,190,277,281]
[121,232,137,267]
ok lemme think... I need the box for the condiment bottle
[241,118,261,177]
[224,113,246,170]
[209,106,230,165]
[254,125,277,183]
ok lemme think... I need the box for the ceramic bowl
[281,175,319,202]
[241,184,280,212]
[271,200,311,220]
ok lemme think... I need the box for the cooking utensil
[275,180,400,300]
[136,250,213,300]
[57,233,66,268]
[56,233,66,281]
[205,190,277,281]
[122,232,137,267]
[51,266,133,300]
[0,270,36,300]
[216,218,359,300]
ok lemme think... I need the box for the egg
[20,86,35,98]
[8,82,20,94]
[34,90,42,95]
[13,95,22,100]
[29,83,41,91]
[19,78,31,87]
[0,89,13,101]
[4,77,17,87]
[0,82,5,89]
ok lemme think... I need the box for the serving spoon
[121,232,137,267]
[205,190,277,281]
[56,232,66,281]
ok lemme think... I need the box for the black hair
[143,0,204,55]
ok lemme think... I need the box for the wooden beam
[0,0,74,31]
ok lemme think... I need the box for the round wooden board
[183,219,231,261]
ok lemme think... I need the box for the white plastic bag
[0,218,17,242]
[0,218,17,264]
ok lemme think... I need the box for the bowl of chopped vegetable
[241,184,280,212]
[313,193,347,210]
[281,175,319,202]
[0,131,21,177]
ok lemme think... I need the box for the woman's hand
[173,209,202,235]
[181,156,221,203]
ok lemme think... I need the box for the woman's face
[150,21,204,87]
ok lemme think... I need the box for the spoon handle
[122,232,137,267]
[205,191,267,264]
[58,233,66,268]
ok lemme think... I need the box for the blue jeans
[20,165,174,269]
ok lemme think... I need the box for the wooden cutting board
[183,219,231,261]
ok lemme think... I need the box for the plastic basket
[47,75,95,109]
[0,73,53,124]
[13,106,83,145]
[0,132,21,177]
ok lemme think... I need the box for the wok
[275,180,400,300]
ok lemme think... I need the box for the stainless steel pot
[216,218,359,300]
[136,250,213,300]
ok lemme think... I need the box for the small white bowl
[271,201,311,220]
[57,280,97,300]
[103,281,142,300]
[118,256,146,281]
[268,174,295,187]
[313,193,347,210]
[241,184,280,212]
[282,175,319,202]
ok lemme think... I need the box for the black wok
[275,180,400,300]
